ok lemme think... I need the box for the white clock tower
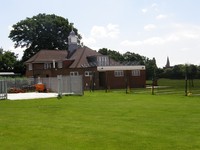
[68,30,78,54]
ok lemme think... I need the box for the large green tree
[9,13,81,62]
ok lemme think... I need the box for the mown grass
[144,78,200,95]
[1,89,200,150]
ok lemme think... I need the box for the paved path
[8,92,58,100]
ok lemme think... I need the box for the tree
[123,51,145,65]
[9,13,81,61]
[0,50,18,72]
[144,57,158,80]
[98,48,108,55]
[13,60,26,75]
[188,64,197,87]
[0,48,3,62]
[197,65,200,78]
[98,48,124,62]
[171,65,185,79]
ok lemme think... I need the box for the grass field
[144,78,200,96]
[1,87,200,150]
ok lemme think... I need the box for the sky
[1,0,200,67]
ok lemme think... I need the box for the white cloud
[169,23,200,39]
[82,36,96,46]
[181,48,190,52]
[121,23,200,47]
[90,24,120,39]
[144,37,165,45]
[151,3,158,8]
[91,26,107,38]
[107,24,120,38]
[156,14,168,20]
[166,34,180,42]
[120,40,143,47]
[120,23,200,67]
[180,31,199,39]
[121,36,165,47]
[144,24,157,31]
[141,8,148,13]
[151,3,159,12]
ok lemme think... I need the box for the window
[70,71,79,76]
[44,63,52,69]
[114,70,124,77]
[97,56,109,66]
[58,61,63,68]
[132,70,140,76]
[85,71,93,77]
[28,64,32,70]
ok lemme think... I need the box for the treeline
[0,48,25,74]
[158,64,200,79]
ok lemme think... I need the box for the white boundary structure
[97,65,145,71]
[0,80,7,100]
[41,75,83,96]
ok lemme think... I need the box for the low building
[25,30,146,90]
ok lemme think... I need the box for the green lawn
[145,78,200,95]
[0,90,200,150]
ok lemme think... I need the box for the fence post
[0,80,7,100]
[57,75,63,97]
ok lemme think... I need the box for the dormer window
[97,56,109,66]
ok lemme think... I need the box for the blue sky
[1,0,200,67]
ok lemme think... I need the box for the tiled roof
[69,46,102,68]
[25,50,68,63]
[25,47,120,68]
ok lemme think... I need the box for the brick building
[25,30,146,90]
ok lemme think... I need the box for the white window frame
[132,70,140,76]
[70,71,79,76]
[58,61,63,69]
[44,63,52,69]
[114,70,124,77]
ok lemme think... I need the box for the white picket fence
[0,80,7,100]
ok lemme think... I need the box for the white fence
[3,75,83,96]
[0,80,7,100]
[38,75,83,95]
